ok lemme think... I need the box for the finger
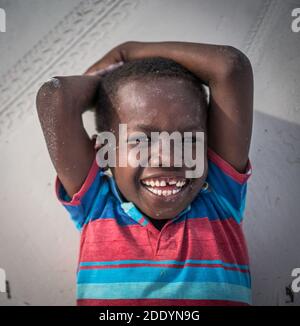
[105,61,124,70]
[84,43,125,74]
[84,57,115,75]
[85,61,124,76]
[85,69,107,76]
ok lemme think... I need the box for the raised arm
[86,41,253,172]
[36,75,100,198]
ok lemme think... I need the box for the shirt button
[163,233,171,240]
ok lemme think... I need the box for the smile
[140,177,189,197]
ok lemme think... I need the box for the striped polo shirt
[55,147,252,306]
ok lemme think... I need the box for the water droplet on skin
[49,77,61,89]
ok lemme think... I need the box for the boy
[36,41,253,306]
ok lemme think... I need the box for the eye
[127,139,140,145]
[127,135,150,145]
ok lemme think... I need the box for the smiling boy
[36,41,253,306]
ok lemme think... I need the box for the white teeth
[142,178,187,194]
[176,180,186,187]
[147,186,183,197]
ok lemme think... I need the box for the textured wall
[0,0,299,305]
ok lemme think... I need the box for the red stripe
[79,263,249,274]
[55,156,99,206]
[77,299,249,306]
[207,147,252,184]
[79,217,249,266]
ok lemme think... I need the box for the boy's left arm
[86,41,253,172]
[190,44,254,173]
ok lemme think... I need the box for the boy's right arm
[36,75,100,198]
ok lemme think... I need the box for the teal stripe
[140,218,148,226]
[79,259,249,271]
[77,281,252,304]
[215,193,243,223]
[120,202,148,225]
[120,202,191,226]
[78,266,250,288]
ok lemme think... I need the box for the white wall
[0,0,299,305]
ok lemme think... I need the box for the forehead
[115,78,205,132]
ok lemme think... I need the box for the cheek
[189,157,208,190]
[114,167,140,195]
[115,146,126,166]
[182,144,206,177]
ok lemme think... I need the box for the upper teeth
[142,178,186,188]
[141,178,188,197]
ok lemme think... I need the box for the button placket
[162,233,171,241]
[155,222,181,255]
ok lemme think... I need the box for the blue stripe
[77,281,252,304]
[80,259,249,270]
[207,160,247,213]
[77,266,251,288]
[215,195,244,223]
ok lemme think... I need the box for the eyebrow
[135,123,205,133]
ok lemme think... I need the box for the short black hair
[95,56,208,132]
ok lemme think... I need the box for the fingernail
[86,70,101,76]
[87,62,124,76]
[107,61,124,69]
[87,69,107,76]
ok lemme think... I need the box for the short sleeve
[55,158,102,231]
[206,147,252,223]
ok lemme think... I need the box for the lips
[140,176,189,197]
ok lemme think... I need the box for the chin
[141,204,187,220]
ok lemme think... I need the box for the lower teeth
[146,187,182,196]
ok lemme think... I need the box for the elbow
[36,77,65,113]
[217,46,253,79]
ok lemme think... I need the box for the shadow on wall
[245,110,300,306]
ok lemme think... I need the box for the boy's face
[109,78,208,220]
